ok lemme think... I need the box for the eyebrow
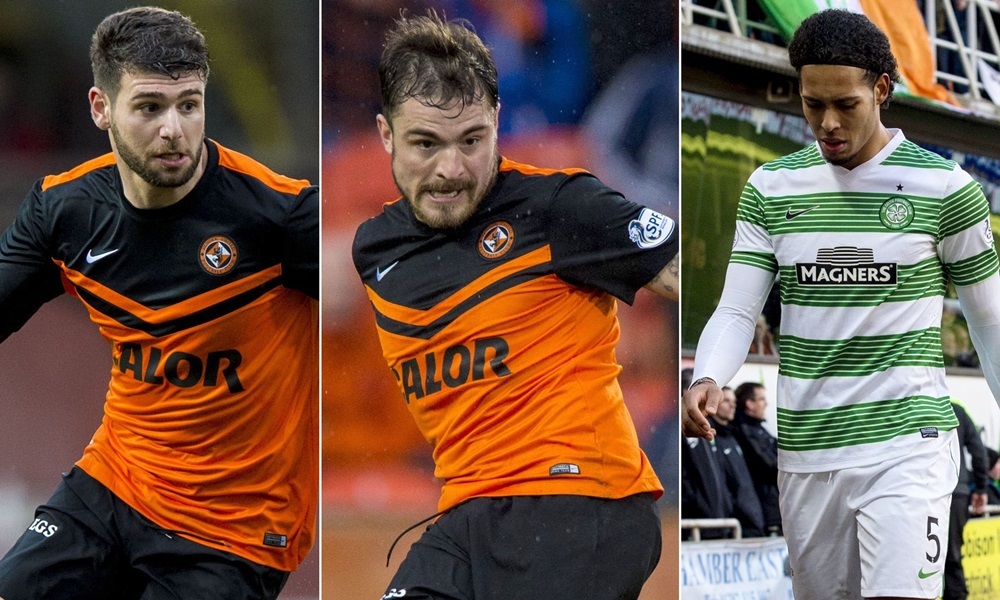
[404,124,490,139]
[128,88,204,102]
[801,92,862,102]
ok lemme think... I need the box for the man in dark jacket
[945,401,990,600]
[709,386,766,537]
[681,369,731,539]
[734,382,781,534]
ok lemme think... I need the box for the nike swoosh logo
[785,206,819,220]
[376,261,399,282]
[85,248,120,264]
[917,568,940,579]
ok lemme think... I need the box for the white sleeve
[691,262,776,386]
[955,274,1000,408]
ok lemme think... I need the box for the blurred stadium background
[0,2,319,598]
[321,0,680,598]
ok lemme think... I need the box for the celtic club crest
[879,197,914,230]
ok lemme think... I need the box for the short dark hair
[379,10,499,121]
[91,6,210,101]
[788,9,899,106]
[734,382,763,413]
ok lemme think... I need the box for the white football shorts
[778,429,959,599]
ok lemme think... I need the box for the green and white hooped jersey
[734,130,999,472]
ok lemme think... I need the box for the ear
[89,87,111,131]
[376,114,393,155]
[874,73,891,106]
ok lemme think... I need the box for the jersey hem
[76,457,299,572]
[437,476,663,512]
[777,427,958,473]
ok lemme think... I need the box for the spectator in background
[710,386,766,537]
[681,369,732,539]
[986,447,1000,506]
[681,438,732,539]
[946,401,990,600]
[734,381,782,535]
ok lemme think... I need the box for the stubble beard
[111,123,204,189]
[394,144,500,230]
[821,146,856,167]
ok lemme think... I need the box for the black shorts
[383,493,662,600]
[0,467,288,600]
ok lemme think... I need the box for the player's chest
[372,214,552,311]
[50,201,279,306]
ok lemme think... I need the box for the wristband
[689,377,717,390]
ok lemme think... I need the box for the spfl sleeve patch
[628,208,675,249]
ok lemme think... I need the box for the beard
[111,123,204,189]
[394,144,500,230]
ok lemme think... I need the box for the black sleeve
[547,173,677,304]
[280,185,319,300]
[0,185,64,342]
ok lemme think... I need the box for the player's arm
[682,262,774,439]
[684,174,775,439]
[548,174,677,305]
[940,169,1000,407]
[955,277,1000,406]
[281,185,319,300]
[643,254,678,301]
[0,186,64,342]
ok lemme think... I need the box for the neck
[851,124,893,169]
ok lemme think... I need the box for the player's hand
[972,491,988,515]
[681,378,721,440]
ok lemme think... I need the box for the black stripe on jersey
[75,276,282,337]
[373,263,549,340]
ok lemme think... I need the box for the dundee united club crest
[879,196,914,230]
[199,235,238,275]
[479,221,514,259]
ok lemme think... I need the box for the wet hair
[788,9,899,105]
[734,382,764,413]
[379,10,499,121]
[91,6,209,101]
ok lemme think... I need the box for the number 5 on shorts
[925,516,940,563]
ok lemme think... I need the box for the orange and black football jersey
[353,158,676,511]
[0,140,318,571]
